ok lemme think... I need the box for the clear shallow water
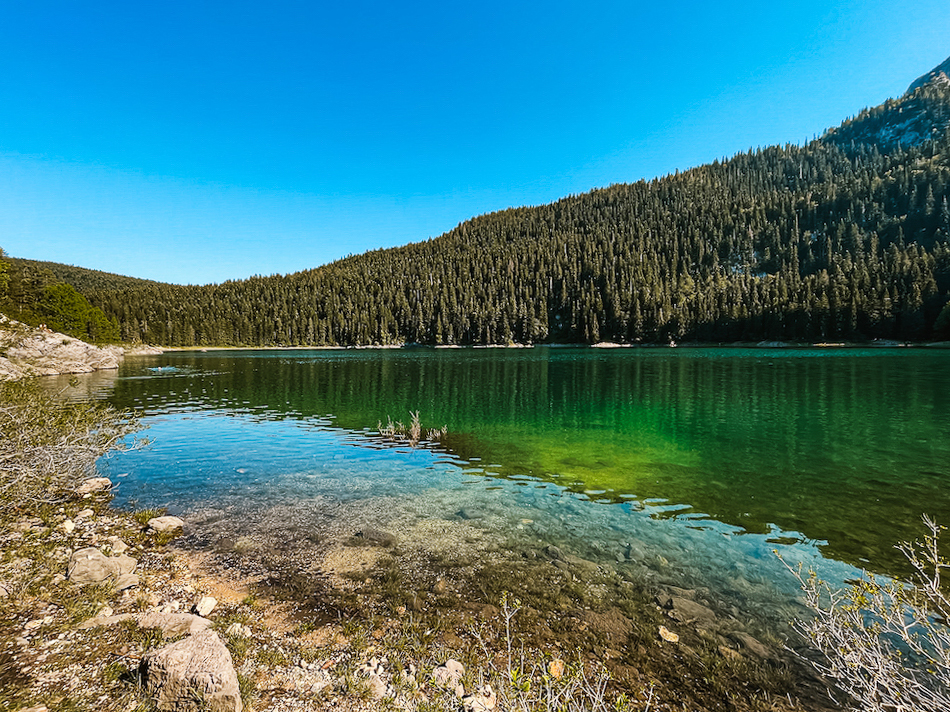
[78,347,950,628]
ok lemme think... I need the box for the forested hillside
[18,77,950,346]
[0,252,122,343]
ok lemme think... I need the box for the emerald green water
[82,346,950,611]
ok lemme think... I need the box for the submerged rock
[355,527,396,547]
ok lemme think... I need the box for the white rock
[194,596,217,617]
[147,515,185,532]
[63,520,75,534]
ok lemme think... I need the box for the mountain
[823,55,950,151]
[10,58,950,347]
[908,55,950,93]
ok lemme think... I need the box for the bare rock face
[67,547,138,585]
[0,316,123,379]
[141,629,242,712]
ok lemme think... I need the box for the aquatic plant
[377,411,447,447]
[785,516,950,711]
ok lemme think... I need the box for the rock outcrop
[0,316,123,379]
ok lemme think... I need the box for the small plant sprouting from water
[377,411,447,448]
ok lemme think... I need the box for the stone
[115,573,140,591]
[729,631,772,659]
[78,612,135,630]
[194,596,217,617]
[548,658,565,679]
[76,477,112,495]
[658,626,679,643]
[431,659,465,689]
[543,544,564,560]
[139,611,213,637]
[105,536,129,554]
[13,517,45,532]
[355,527,396,547]
[665,596,716,626]
[463,684,497,711]
[147,516,185,533]
[431,578,448,595]
[76,508,94,519]
[366,674,388,699]
[141,629,242,712]
[67,547,137,584]
[63,520,76,534]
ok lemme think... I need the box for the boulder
[67,547,138,585]
[141,629,242,712]
[147,516,185,533]
[77,477,112,495]
[140,611,213,638]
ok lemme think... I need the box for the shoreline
[153,339,950,353]
[0,480,837,712]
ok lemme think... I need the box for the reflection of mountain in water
[96,347,950,578]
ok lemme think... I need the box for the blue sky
[1,1,949,285]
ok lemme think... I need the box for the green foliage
[935,299,950,339]
[0,257,121,343]
[0,247,9,300]
[16,84,950,347]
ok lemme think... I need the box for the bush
[0,379,142,512]
[785,516,950,711]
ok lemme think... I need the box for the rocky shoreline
[0,467,841,712]
[0,317,163,381]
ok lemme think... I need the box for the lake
[70,346,950,636]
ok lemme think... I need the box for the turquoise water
[80,347,950,626]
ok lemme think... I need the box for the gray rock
[67,547,137,584]
[431,659,465,691]
[140,611,213,637]
[147,516,185,533]
[729,631,773,659]
[543,544,564,560]
[78,612,136,630]
[141,629,242,712]
[115,573,140,591]
[666,597,717,627]
[225,622,251,639]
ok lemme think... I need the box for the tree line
[7,83,950,347]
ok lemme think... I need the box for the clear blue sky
[1,1,948,285]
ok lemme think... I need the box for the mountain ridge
[6,56,950,346]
